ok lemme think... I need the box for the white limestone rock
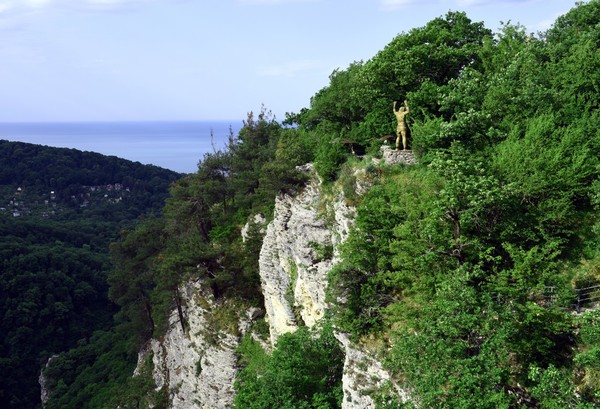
[142,280,252,409]
[257,163,410,407]
[336,334,408,409]
[39,355,58,408]
[258,170,355,344]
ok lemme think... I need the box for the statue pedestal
[380,146,417,166]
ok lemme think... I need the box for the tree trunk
[174,288,186,333]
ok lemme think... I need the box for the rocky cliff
[139,280,258,409]
[258,163,354,343]
[142,162,404,408]
[257,163,404,408]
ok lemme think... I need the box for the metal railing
[575,285,600,312]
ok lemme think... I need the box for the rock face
[39,355,58,408]
[258,164,355,344]
[336,334,408,408]
[144,280,251,409]
[257,164,402,408]
[138,162,404,409]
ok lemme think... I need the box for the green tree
[234,323,344,409]
[108,217,166,342]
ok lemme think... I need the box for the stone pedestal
[380,145,417,166]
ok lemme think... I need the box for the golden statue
[393,100,410,150]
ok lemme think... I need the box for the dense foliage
[24,1,600,408]
[322,2,600,407]
[0,142,179,409]
[289,11,492,165]
[0,140,179,219]
[234,323,344,409]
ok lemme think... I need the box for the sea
[0,121,244,174]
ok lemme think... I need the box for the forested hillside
[40,1,599,408]
[0,141,180,409]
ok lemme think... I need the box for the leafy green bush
[314,137,349,182]
[234,323,344,409]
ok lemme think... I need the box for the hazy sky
[0,0,575,123]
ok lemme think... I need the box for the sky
[0,0,576,123]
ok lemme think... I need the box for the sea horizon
[0,120,244,174]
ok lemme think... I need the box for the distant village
[0,183,131,218]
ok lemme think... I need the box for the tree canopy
[0,142,178,409]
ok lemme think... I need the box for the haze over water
[0,121,243,174]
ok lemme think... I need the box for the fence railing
[575,285,600,312]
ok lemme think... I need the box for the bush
[234,323,344,409]
[314,139,349,182]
